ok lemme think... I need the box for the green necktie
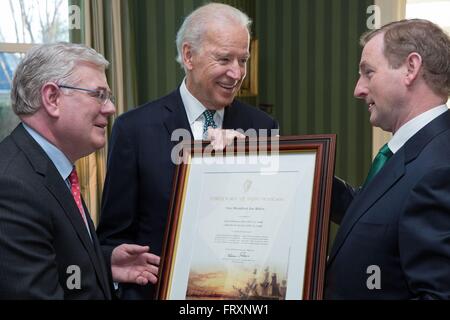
[203,110,217,135]
[363,143,393,187]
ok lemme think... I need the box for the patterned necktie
[363,143,393,187]
[68,167,88,227]
[203,109,217,135]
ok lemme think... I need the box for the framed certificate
[157,135,336,300]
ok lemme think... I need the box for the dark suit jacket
[325,110,450,299]
[0,125,112,299]
[97,88,278,299]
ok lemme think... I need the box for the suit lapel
[328,152,405,262]
[162,89,243,134]
[43,163,111,298]
[222,101,245,129]
[162,89,193,140]
[85,209,112,299]
[328,110,450,264]
[11,125,110,298]
[222,103,236,129]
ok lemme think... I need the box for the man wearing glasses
[0,43,159,299]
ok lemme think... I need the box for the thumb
[233,131,246,139]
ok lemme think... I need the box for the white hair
[175,3,252,72]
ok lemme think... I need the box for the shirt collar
[179,78,224,125]
[388,104,448,153]
[23,123,73,181]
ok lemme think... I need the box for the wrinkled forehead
[74,60,106,73]
[71,61,108,86]
[202,21,249,44]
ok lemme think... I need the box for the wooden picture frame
[157,135,336,300]
[238,38,258,97]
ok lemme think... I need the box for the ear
[41,82,61,118]
[182,43,194,71]
[404,52,422,86]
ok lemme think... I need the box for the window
[0,0,72,140]
[406,0,450,35]
[406,0,450,103]
[0,52,23,140]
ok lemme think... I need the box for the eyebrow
[95,86,110,91]
[359,61,373,72]
[214,51,250,59]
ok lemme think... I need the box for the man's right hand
[206,128,246,150]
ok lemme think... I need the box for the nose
[227,60,245,80]
[102,99,116,116]
[354,76,368,99]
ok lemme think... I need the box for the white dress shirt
[388,104,448,154]
[179,78,225,140]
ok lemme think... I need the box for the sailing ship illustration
[233,267,287,300]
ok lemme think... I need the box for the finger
[209,139,219,150]
[206,128,218,140]
[136,265,158,277]
[226,130,245,139]
[146,265,159,276]
[145,253,161,266]
[213,143,225,151]
[136,275,149,286]
[141,271,158,285]
[224,129,245,139]
[225,138,235,146]
[123,244,150,254]
[235,132,246,139]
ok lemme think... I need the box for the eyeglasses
[58,85,115,105]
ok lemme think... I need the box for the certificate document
[168,152,316,300]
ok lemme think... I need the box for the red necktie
[68,168,88,227]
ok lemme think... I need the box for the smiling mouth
[368,102,375,111]
[218,82,238,90]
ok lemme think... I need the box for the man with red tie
[0,43,159,299]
